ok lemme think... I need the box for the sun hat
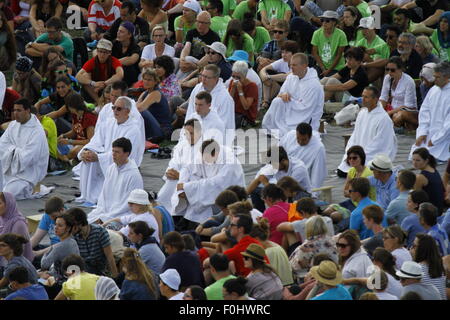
[97,38,113,51]
[318,11,339,21]
[241,243,267,263]
[227,50,250,64]
[420,62,436,82]
[127,189,151,205]
[121,21,135,35]
[368,154,393,172]
[160,268,181,291]
[396,261,423,279]
[183,0,201,14]
[206,42,227,60]
[358,16,376,29]
[310,260,343,286]
[15,56,33,72]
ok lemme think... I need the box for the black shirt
[185,29,220,60]
[415,0,450,22]
[390,49,423,79]
[112,41,141,86]
[337,65,369,97]
[217,59,232,82]
[104,17,151,45]
[161,251,205,290]
[363,232,384,258]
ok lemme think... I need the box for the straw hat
[310,261,343,286]
[241,243,266,263]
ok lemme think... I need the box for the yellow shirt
[348,166,377,201]
[62,272,99,300]
[40,115,58,159]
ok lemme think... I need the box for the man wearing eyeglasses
[179,11,220,78]
[25,17,74,62]
[76,96,145,207]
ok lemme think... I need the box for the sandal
[261,101,270,110]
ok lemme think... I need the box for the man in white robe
[188,91,227,146]
[0,99,49,199]
[0,71,5,109]
[410,62,450,162]
[158,118,203,214]
[77,96,145,205]
[280,122,327,190]
[247,146,312,212]
[262,53,324,139]
[88,137,144,224]
[184,64,235,143]
[338,86,397,175]
[171,139,245,229]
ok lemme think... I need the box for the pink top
[262,202,290,245]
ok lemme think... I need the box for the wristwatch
[90,80,95,87]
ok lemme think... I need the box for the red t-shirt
[82,56,122,81]
[228,81,258,122]
[223,235,268,277]
[71,112,97,140]
[262,202,290,245]
[2,88,21,122]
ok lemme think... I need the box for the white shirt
[376,291,399,300]
[141,43,175,61]
[169,292,184,300]
[380,72,417,109]
[119,211,160,243]
[270,58,291,74]
[391,247,412,270]
[0,71,6,109]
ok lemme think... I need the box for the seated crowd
[0,0,449,301]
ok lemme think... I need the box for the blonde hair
[227,200,253,216]
[121,248,157,296]
[305,216,328,239]
[416,35,434,56]
[151,25,165,38]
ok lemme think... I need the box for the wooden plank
[26,214,43,235]
[312,186,335,204]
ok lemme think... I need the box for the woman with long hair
[372,247,402,298]
[40,47,76,80]
[339,6,362,46]
[337,230,373,281]
[430,11,450,62]
[415,35,440,64]
[40,59,79,98]
[0,10,17,71]
[411,233,447,300]
[242,243,283,300]
[29,0,62,37]
[412,148,446,214]
[223,19,254,64]
[119,247,158,300]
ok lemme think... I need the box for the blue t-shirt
[428,224,450,257]
[38,214,60,245]
[440,209,450,237]
[350,197,388,240]
[401,214,426,248]
[311,284,352,300]
[368,175,400,210]
[119,279,156,300]
[5,284,49,300]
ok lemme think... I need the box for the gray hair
[116,96,132,110]
[232,60,248,77]
[399,32,416,46]
[434,61,450,78]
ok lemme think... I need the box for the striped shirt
[74,224,111,275]
[88,0,122,31]
[420,263,447,300]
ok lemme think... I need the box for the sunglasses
[243,256,250,260]
[55,69,68,74]
[112,105,124,111]
[207,51,219,55]
[385,67,397,72]
[336,243,350,248]
[321,18,334,23]
[271,30,284,34]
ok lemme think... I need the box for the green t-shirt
[311,27,348,70]
[348,29,364,47]
[225,32,255,62]
[357,1,372,18]
[222,0,237,16]
[232,1,253,20]
[430,29,450,62]
[40,115,58,159]
[211,15,232,41]
[253,26,271,53]
[356,35,390,60]
[205,275,236,300]
[174,16,196,42]
[258,0,291,21]
[36,32,74,62]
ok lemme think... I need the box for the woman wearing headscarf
[430,12,450,62]
[95,276,120,300]
[0,192,34,268]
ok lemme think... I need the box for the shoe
[394,127,405,134]
[80,201,96,208]
[87,40,98,49]
[74,196,85,203]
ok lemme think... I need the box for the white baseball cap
[359,17,376,29]
[127,189,150,205]
[160,268,181,290]
[183,0,201,14]
[420,63,436,82]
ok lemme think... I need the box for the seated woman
[228,60,258,128]
[339,6,363,46]
[415,35,441,64]
[242,243,283,300]
[39,213,80,286]
[138,0,168,33]
[112,22,141,87]
[35,75,76,135]
[261,184,290,246]
[140,26,175,70]
[223,19,255,64]
[55,92,97,163]
[128,221,165,276]
[29,0,62,37]
[154,55,181,103]
[0,234,38,288]
[380,57,417,130]
[259,40,299,109]
[40,60,80,99]
[136,68,173,142]
[321,46,369,102]
[430,12,450,62]
[0,11,17,71]
[40,47,76,79]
